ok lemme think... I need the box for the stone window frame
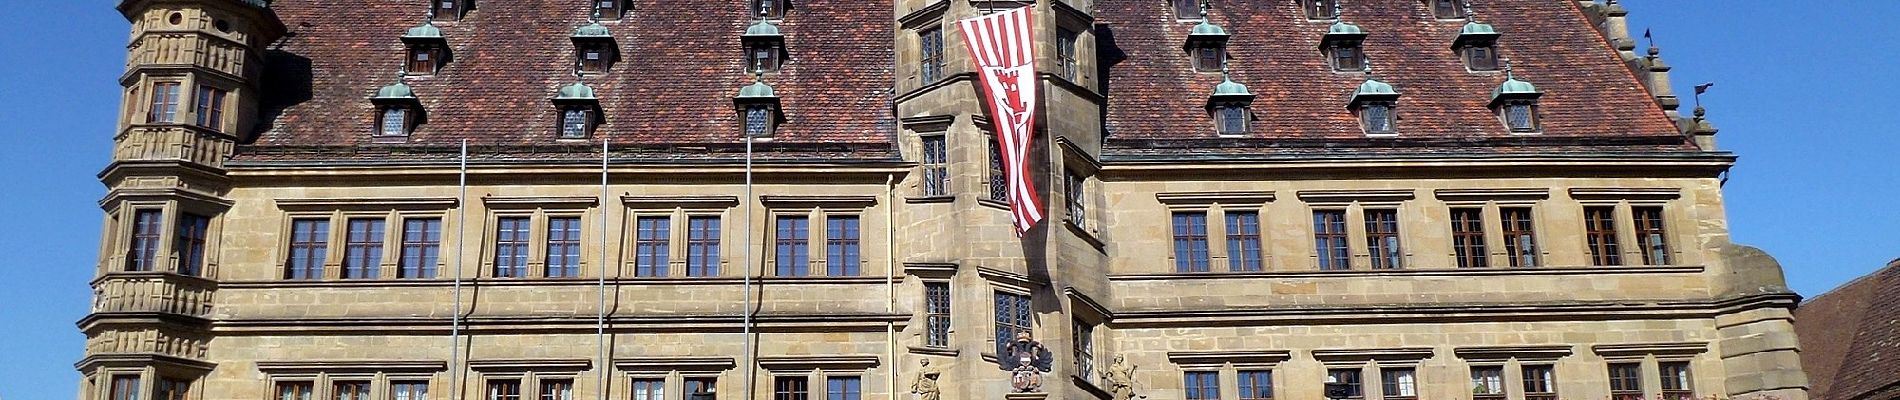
[1433,189,1551,269]
[273,199,457,281]
[1156,191,1276,274]
[256,360,448,400]
[1591,343,1708,400]
[760,195,879,279]
[897,3,948,90]
[899,115,956,203]
[1167,350,1293,400]
[1297,190,1417,271]
[621,196,739,279]
[467,359,591,400]
[1568,188,1686,267]
[479,196,599,280]
[758,356,881,400]
[615,357,738,400]
[906,262,959,353]
[1313,348,1434,400]
[1453,345,1572,400]
[103,189,234,278]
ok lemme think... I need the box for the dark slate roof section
[1799,259,1900,400]
[245,0,895,161]
[1092,0,1686,144]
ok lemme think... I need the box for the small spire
[1332,0,1344,20]
[591,8,601,23]
[1500,57,1514,79]
[1199,0,1211,22]
[758,0,771,20]
[1219,58,1231,80]
[1462,0,1475,20]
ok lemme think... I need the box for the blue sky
[1,1,1895,399]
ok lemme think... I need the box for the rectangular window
[919,26,944,83]
[400,218,442,279]
[596,0,624,19]
[686,377,717,399]
[342,218,385,279]
[538,379,574,400]
[635,216,670,277]
[773,376,808,400]
[987,138,1007,203]
[1173,0,1199,19]
[1431,0,1461,18]
[1635,206,1670,265]
[826,376,861,400]
[546,216,582,278]
[1521,365,1556,400]
[1073,320,1095,381]
[111,375,142,400]
[1056,28,1078,81]
[1313,210,1350,270]
[1465,46,1499,71]
[994,291,1032,356]
[1172,212,1210,272]
[925,282,952,347]
[1365,209,1402,269]
[286,218,330,280]
[1238,370,1273,400]
[1361,103,1393,134]
[409,47,437,74]
[826,216,861,276]
[1380,368,1417,400]
[1450,208,1487,268]
[156,377,189,400]
[775,216,810,276]
[333,381,371,400]
[579,46,608,73]
[687,216,721,276]
[630,379,664,400]
[1505,103,1537,132]
[1184,371,1219,400]
[1501,207,1539,267]
[486,379,522,400]
[1660,362,1693,400]
[382,108,409,137]
[748,44,780,73]
[148,82,181,123]
[1331,46,1363,72]
[1065,170,1086,229]
[1216,106,1248,135]
[921,135,948,196]
[494,217,531,278]
[745,106,773,137]
[1304,0,1339,19]
[1226,211,1263,271]
[128,209,164,272]
[1195,46,1222,72]
[391,381,430,400]
[195,85,226,130]
[275,381,314,400]
[174,213,210,276]
[561,109,591,138]
[1608,363,1643,400]
[1584,206,1622,266]
[1471,365,1505,400]
[1327,369,1363,399]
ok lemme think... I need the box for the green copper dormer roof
[404,22,443,39]
[1327,21,1365,36]
[573,21,612,38]
[1191,21,1228,37]
[555,82,598,100]
[736,78,777,99]
[1213,75,1250,97]
[744,19,782,38]
[1452,20,1501,49]
[1490,75,1542,105]
[372,81,416,100]
[1347,76,1400,108]
[1460,21,1497,36]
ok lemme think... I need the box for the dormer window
[1453,21,1502,72]
[370,80,423,140]
[1205,67,1254,136]
[743,19,785,73]
[572,22,619,74]
[595,0,626,20]
[1348,77,1401,136]
[552,82,602,139]
[1184,2,1229,73]
[1320,22,1367,72]
[432,0,466,21]
[1427,0,1461,19]
[744,105,776,137]
[733,76,783,139]
[381,108,412,137]
[1302,0,1338,20]
[1499,100,1537,132]
[403,22,449,75]
[1171,0,1198,19]
[754,0,786,19]
[1489,69,1542,133]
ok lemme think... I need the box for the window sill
[907,345,959,357]
[1107,265,1705,281]
[977,198,1009,211]
[906,195,955,204]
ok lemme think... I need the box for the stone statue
[998,331,1053,392]
[1101,355,1139,400]
[910,358,941,400]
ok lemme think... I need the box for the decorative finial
[591,8,601,22]
[1199,0,1211,21]
[759,0,771,20]
[1462,0,1475,20]
[1332,0,1343,20]
[1500,57,1514,79]
[1220,58,1231,80]
[754,70,766,83]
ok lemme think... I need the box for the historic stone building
[80,0,1807,399]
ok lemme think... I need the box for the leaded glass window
[561,109,590,138]
[920,26,944,83]
[1216,106,1247,135]
[1465,46,1498,71]
[381,108,409,137]
[921,135,948,196]
[993,291,1032,356]
[745,106,773,137]
[925,282,951,347]
[1361,103,1395,135]
[1330,45,1364,72]
[1504,102,1538,132]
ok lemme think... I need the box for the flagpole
[450,139,467,400]
[596,139,610,400]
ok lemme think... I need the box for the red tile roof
[244,0,895,161]
[1797,259,1900,400]
[1092,0,1687,146]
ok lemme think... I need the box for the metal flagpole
[451,139,467,400]
[596,139,611,400]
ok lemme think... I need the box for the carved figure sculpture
[911,358,941,400]
[1101,355,1139,400]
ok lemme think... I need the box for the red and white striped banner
[959,7,1044,235]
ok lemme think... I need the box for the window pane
[1362,104,1393,134]
[1065,170,1086,229]
[1472,366,1505,398]
[920,27,944,83]
[538,379,573,400]
[1184,371,1219,400]
[826,376,861,400]
[382,108,408,136]
[1608,363,1643,400]
[1217,106,1248,135]
[400,218,442,278]
[1365,209,1402,269]
[1226,211,1263,271]
[1238,370,1273,400]
[111,375,143,400]
[494,217,531,277]
[1304,0,1338,19]
[987,138,1007,202]
[686,378,716,398]
[1172,212,1210,272]
[632,379,665,400]
[1313,210,1350,270]
[1056,28,1078,80]
[1327,369,1362,399]
[195,86,225,130]
[486,379,521,400]
[275,381,314,400]
[333,381,371,400]
[286,218,330,280]
[156,377,190,400]
[773,376,808,400]
[1584,206,1621,266]
[826,216,861,276]
[1450,208,1487,268]
[1521,365,1556,400]
[925,282,952,347]
[776,216,810,276]
[1174,0,1199,19]
[1635,206,1670,265]
[1659,362,1693,400]
[343,218,385,279]
[687,216,721,276]
[993,291,1032,356]
[128,209,164,272]
[391,381,430,400]
[1381,368,1417,399]
[635,216,671,277]
[921,135,949,196]
[148,82,180,123]
[546,217,582,278]
[1507,104,1536,132]
[562,110,590,138]
[1500,207,1539,267]
[746,106,773,137]
[1073,320,1095,380]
